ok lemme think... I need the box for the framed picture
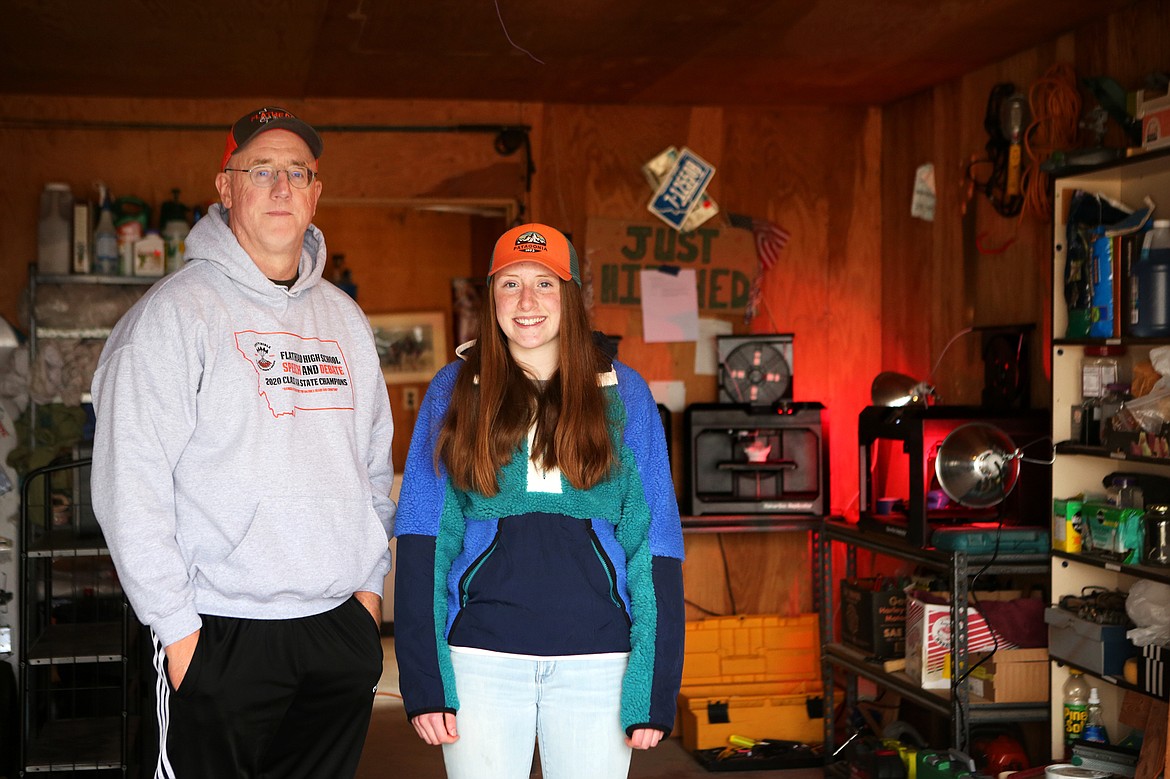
[368,311,447,384]
[451,277,486,350]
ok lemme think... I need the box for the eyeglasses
[223,164,317,189]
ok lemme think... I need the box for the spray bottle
[93,184,119,276]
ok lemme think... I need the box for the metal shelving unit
[19,457,142,776]
[26,264,152,426]
[16,265,159,775]
[680,514,822,535]
[815,519,1050,756]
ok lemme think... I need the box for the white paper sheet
[648,380,687,413]
[694,318,733,375]
[640,268,699,343]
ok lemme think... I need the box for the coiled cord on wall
[1021,63,1083,221]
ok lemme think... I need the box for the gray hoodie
[91,204,395,647]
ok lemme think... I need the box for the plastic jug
[37,182,73,275]
[160,189,190,274]
[133,230,166,277]
[114,196,150,277]
[1132,219,1170,337]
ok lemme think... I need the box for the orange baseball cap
[221,106,323,171]
[489,223,580,286]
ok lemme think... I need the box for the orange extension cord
[1021,63,1083,221]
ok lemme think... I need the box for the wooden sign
[584,218,757,314]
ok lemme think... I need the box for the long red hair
[437,278,615,496]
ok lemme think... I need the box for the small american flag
[728,213,790,270]
[729,213,790,322]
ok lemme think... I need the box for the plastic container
[114,195,150,277]
[1062,669,1090,749]
[1045,766,1111,779]
[1099,382,1132,442]
[1081,345,1129,399]
[1143,504,1170,566]
[160,189,190,274]
[133,230,165,277]
[1119,479,1144,510]
[1082,687,1108,743]
[94,192,119,276]
[37,182,73,275]
[162,219,189,275]
[1132,219,1170,337]
[1105,475,1144,510]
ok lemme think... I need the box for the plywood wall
[1,95,880,617]
[879,0,1170,408]
[2,0,1167,619]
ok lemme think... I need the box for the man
[91,106,394,778]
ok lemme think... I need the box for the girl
[393,223,685,779]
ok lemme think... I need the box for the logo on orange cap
[489,223,580,286]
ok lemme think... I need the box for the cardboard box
[966,648,1049,703]
[1044,606,1136,676]
[678,614,823,751]
[1052,497,1083,553]
[840,578,905,658]
[1080,501,1144,563]
[904,590,1020,690]
[1138,89,1170,150]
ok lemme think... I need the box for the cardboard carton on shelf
[904,589,1030,690]
[966,648,1049,703]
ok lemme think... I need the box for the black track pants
[150,596,384,778]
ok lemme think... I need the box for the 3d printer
[856,404,1050,547]
[683,401,828,516]
[683,334,829,516]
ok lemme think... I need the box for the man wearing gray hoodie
[91,107,394,778]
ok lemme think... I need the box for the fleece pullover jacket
[394,354,686,736]
[91,204,395,647]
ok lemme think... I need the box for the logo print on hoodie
[235,331,355,418]
[254,342,274,371]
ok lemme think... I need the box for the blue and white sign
[647,147,716,231]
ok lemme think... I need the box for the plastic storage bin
[1045,606,1136,676]
[678,614,823,751]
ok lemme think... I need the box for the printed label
[236,331,354,418]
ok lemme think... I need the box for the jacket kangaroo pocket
[201,496,387,601]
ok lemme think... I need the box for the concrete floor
[356,637,826,778]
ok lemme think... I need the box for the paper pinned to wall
[911,162,936,221]
[695,318,733,375]
[640,268,699,343]
[648,380,686,413]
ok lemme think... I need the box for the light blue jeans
[442,650,633,779]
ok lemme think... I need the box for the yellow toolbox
[677,613,823,751]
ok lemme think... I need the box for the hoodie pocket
[202,496,388,601]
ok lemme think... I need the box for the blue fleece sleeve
[393,362,461,718]
[612,362,685,735]
[394,361,459,536]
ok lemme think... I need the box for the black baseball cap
[221,106,323,170]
